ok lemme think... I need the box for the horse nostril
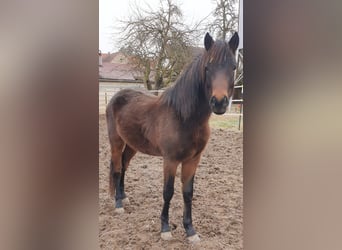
[210,96,217,105]
[223,96,228,104]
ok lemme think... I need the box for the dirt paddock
[99,115,243,249]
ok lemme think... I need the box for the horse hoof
[161,231,173,240]
[122,197,130,205]
[115,207,125,214]
[187,234,200,244]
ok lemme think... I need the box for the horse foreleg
[181,156,201,243]
[160,160,178,240]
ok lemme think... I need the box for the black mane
[160,54,206,121]
[160,40,233,121]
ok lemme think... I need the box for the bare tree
[209,0,238,40]
[116,0,201,90]
[119,32,154,90]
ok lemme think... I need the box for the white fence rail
[99,84,243,118]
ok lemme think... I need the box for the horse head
[203,32,239,115]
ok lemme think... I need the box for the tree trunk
[154,57,164,90]
[154,75,163,90]
[222,0,227,40]
[143,62,152,90]
[144,79,152,90]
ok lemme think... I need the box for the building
[99,50,144,84]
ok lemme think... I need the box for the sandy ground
[99,115,243,249]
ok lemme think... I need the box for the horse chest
[191,127,210,152]
[164,126,209,161]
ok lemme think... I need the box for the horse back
[108,89,156,113]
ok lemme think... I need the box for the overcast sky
[99,0,243,53]
[99,0,219,53]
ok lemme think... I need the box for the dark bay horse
[106,32,239,243]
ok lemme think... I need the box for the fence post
[238,103,243,130]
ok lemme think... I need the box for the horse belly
[136,144,161,156]
[118,127,161,156]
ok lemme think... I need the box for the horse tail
[106,99,115,197]
[108,161,114,197]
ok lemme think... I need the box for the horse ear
[228,32,239,54]
[204,32,214,51]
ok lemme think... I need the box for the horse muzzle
[209,95,229,115]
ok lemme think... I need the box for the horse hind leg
[108,137,126,213]
[120,145,136,205]
[106,122,125,212]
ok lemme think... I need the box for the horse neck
[189,95,212,124]
[182,79,211,122]
[161,58,212,123]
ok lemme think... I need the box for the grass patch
[209,114,243,130]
